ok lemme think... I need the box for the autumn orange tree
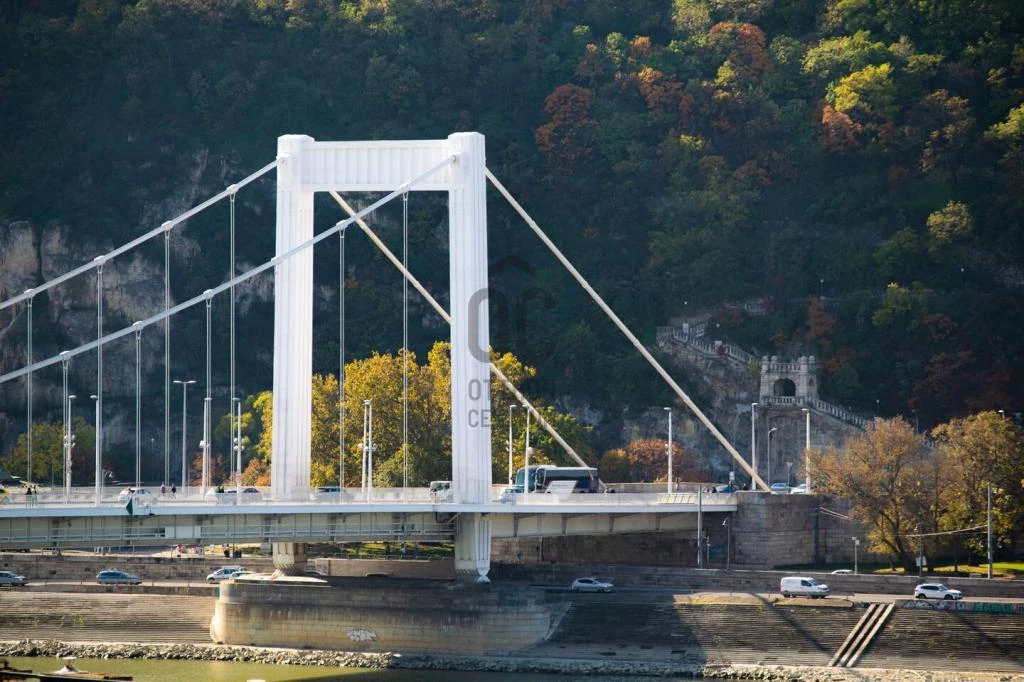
[810,418,937,571]
[236,341,589,489]
[598,437,706,484]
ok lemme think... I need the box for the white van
[780,576,830,598]
[429,481,452,502]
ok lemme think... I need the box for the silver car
[0,571,28,587]
[95,569,142,585]
[570,577,614,593]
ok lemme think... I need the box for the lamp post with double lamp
[665,407,674,493]
[90,394,101,506]
[766,427,778,487]
[174,379,196,493]
[523,403,531,497]
[508,405,518,486]
[64,394,76,500]
[750,403,758,490]
[233,398,243,497]
[802,407,812,493]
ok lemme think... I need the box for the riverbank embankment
[1,640,1023,682]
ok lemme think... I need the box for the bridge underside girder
[0,508,728,549]
[0,511,457,549]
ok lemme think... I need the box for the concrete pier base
[210,580,566,655]
[454,513,491,583]
[271,542,308,576]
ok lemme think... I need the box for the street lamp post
[802,407,812,493]
[361,399,373,501]
[201,396,211,494]
[508,405,518,486]
[523,404,531,497]
[786,461,793,488]
[64,393,76,500]
[233,398,243,496]
[665,407,674,493]
[750,403,758,490]
[723,517,731,571]
[91,394,100,506]
[174,379,196,492]
[852,537,860,575]
[133,322,143,489]
[767,427,778,487]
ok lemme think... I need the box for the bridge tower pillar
[447,132,492,582]
[271,133,493,579]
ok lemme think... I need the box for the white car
[831,569,853,575]
[570,577,614,593]
[914,583,963,600]
[206,566,244,582]
[790,484,808,494]
[117,487,156,505]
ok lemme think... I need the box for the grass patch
[777,561,1024,579]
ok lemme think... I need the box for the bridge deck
[0,489,736,548]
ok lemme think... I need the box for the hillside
[1,0,1023,472]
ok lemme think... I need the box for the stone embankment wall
[492,492,863,569]
[0,553,273,582]
[210,580,567,655]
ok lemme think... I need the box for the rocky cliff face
[0,150,275,459]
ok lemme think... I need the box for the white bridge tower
[272,133,492,581]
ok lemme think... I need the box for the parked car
[205,487,262,504]
[117,487,156,505]
[570,577,615,593]
[95,570,142,585]
[0,571,28,587]
[770,482,791,493]
[206,566,244,582]
[304,567,328,577]
[780,576,830,598]
[790,484,808,494]
[714,483,737,493]
[914,583,963,600]
[831,569,853,575]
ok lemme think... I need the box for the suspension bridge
[0,133,760,581]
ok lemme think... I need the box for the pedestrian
[160,483,166,496]
[170,484,176,497]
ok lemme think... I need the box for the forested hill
[2,0,1024,433]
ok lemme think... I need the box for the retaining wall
[210,580,567,655]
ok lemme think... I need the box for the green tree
[931,411,1024,555]
[3,420,95,487]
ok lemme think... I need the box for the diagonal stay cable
[0,159,281,313]
[328,190,590,469]
[485,167,770,492]
[0,155,457,386]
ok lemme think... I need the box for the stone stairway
[0,592,214,644]
[538,598,862,666]
[858,608,1024,672]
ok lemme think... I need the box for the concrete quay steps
[539,598,862,666]
[0,592,213,644]
[859,608,1024,672]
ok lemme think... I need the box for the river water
[2,657,714,681]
